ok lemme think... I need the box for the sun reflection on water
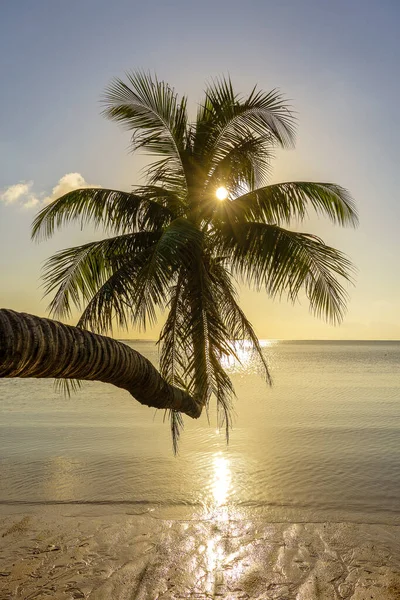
[212,453,231,507]
[202,452,232,590]
[220,339,277,370]
[204,452,247,591]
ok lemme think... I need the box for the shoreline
[1,505,400,599]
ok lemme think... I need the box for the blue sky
[1,0,399,339]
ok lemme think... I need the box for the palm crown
[32,72,357,447]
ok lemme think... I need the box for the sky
[0,0,399,340]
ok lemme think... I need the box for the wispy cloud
[0,173,99,210]
[22,196,40,210]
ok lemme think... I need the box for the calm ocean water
[1,341,400,523]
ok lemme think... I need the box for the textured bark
[0,309,201,418]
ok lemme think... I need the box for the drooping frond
[75,259,145,333]
[103,70,189,190]
[218,222,355,324]
[230,181,358,227]
[73,218,203,334]
[168,409,185,455]
[159,270,189,388]
[54,378,83,397]
[42,232,161,321]
[128,218,204,330]
[159,270,192,453]
[159,258,242,446]
[207,258,271,384]
[32,188,175,241]
[184,253,236,432]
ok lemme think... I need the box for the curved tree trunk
[0,309,201,418]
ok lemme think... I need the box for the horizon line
[118,338,400,343]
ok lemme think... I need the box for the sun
[216,186,229,201]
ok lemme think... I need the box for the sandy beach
[1,505,400,599]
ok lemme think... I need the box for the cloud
[0,181,33,205]
[42,173,99,205]
[0,173,99,210]
[22,196,40,210]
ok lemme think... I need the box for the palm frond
[194,77,295,173]
[133,185,188,216]
[143,156,188,190]
[168,409,184,455]
[54,378,83,397]
[74,218,203,334]
[218,222,355,324]
[42,232,161,321]
[204,133,273,197]
[158,270,189,387]
[129,218,203,330]
[208,259,271,384]
[103,70,189,191]
[159,271,192,453]
[75,259,144,333]
[185,254,236,420]
[32,188,174,241]
[230,181,358,227]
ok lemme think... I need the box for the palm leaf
[184,253,236,416]
[194,77,295,170]
[204,133,273,197]
[208,258,271,384]
[103,71,189,190]
[129,218,203,329]
[54,378,83,397]
[230,181,358,227]
[32,188,174,241]
[158,270,189,387]
[74,218,203,333]
[218,222,355,324]
[42,232,161,321]
[75,259,145,333]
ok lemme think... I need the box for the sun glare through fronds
[216,186,229,201]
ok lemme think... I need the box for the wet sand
[1,506,400,599]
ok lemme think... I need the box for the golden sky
[1,1,399,340]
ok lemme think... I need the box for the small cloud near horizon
[0,181,34,206]
[0,173,99,210]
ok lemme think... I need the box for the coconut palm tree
[31,72,357,446]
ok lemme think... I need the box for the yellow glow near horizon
[216,186,229,201]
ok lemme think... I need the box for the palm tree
[32,72,357,446]
[0,308,200,417]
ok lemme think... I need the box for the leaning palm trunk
[0,309,201,418]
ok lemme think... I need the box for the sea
[1,340,400,524]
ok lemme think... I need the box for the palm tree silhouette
[32,72,357,448]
